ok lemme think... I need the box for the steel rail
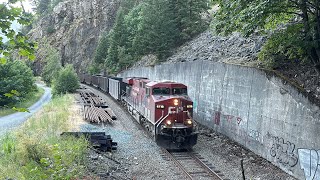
[161,148,193,180]
[161,148,224,180]
[187,149,224,180]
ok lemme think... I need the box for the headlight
[156,105,165,109]
[173,99,179,106]
[166,120,172,126]
[185,119,193,125]
[187,105,193,108]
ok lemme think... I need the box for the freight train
[80,74,198,149]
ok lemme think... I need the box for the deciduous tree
[0,0,37,64]
[212,0,320,73]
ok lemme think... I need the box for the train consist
[80,74,198,149]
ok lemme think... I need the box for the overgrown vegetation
[0,60,36,106]
[0,95,89,179]
[38,41,79,95]
[92,0,210,74]
[211,0,320,72]
[0,87,44,117]
[41,43,62,85]
[52,64,80,95]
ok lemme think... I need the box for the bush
[257,24,308,69]
[0,60,36,106]
[52,64,79,95]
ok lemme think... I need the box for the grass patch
[0,87,45,117]
[0,94,89,179]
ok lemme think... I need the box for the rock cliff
[30,0,120,74]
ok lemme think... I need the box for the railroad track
[161,148,227,180]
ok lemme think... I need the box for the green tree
[105,0,210,73]
[212,0,320,73]
[0,1,37,64]
[106,8,128,73]
[52,64,79,95]
[41,45,62,85]
[139,0,179,59]
[94,31,110,65]
[170,0,210,43]
[91,31,110,73]
[0,60,36,106]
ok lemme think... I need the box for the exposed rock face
[132,31,266,68]
[30,0,120,74]
[166,31,266,65]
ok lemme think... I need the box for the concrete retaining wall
[119,61,320,180]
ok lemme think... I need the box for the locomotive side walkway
[0,83,52,136]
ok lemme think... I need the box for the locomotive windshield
[152,88,170,95]
[172,88,187,95]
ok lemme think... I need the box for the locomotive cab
[147,81,198,149]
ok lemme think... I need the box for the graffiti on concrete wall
[213,111,243,126]
[268,134,298,167]
[248,129,261,142]
[298,149,320,180]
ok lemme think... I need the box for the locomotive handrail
[154,113,170,137]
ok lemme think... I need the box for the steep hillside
[30,0,120,74]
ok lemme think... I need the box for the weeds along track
[161,148,228,180]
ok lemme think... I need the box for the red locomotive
[122,77,198,149]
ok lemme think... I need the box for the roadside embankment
[0,94,89,179]
[0,84,52,136]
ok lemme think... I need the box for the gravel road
[0,83,52,136]
[80,84,296,180]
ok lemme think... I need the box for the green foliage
[0,1,37,63]
[105,0,210,74]
[52,64,80,95]
[0,60,36,106]
[0,95,89,179]
[258,24,307,69]
[88,63,101,75]
[94,31,110,65]
[172,0,210,42]
[41,45,62,85]
[211,0,320,71]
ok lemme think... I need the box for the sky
[0,0,34,13]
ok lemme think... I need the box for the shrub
[52,64,80,95]
[0,60,36,106]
